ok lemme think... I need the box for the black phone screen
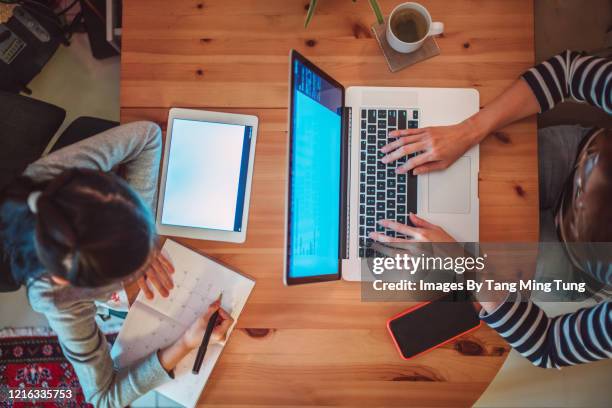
[388,294,481,359]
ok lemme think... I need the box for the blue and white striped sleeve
[480,293,612,368]
[521,50,611,114]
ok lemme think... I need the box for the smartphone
[387,293,482,360]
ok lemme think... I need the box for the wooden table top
[121,1,538,406]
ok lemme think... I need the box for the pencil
[192,292,222,374]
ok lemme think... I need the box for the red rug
[0,333,116,408]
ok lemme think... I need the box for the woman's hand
[137,250,175,299]
[381,120,482,175]
[181,299,234,348]
[369,213,456,243]
[380,78,543,175]
[158,299,234,373]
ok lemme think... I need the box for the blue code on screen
[288,57,343,279]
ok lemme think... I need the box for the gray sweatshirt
[23,121,173,408]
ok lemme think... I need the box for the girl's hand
[181,299,234,349]
[137,250,175,299]
[158,299,234,372]
[369,213,456,243]
[381,120,481,175]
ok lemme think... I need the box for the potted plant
[305,0,384,27]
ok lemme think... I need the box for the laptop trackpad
[427,157,471,214]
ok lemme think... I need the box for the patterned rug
[0,331,116,408]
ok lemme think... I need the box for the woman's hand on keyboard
[381,120,481,175]
[369,213,455,243]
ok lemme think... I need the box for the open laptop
[284,50,479,284]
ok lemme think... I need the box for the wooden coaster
[371,21,440,73]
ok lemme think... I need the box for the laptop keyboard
[358,108,418,258]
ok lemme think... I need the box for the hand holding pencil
[181,295,234,350]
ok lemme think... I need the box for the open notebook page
[111,239,255,407]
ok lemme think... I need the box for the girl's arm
[23,121,162,212]
[28,280,232,407]
[28,279,172,407]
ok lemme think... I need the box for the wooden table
[121,1,538,406]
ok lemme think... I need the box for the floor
[0,32,174,408]
[0,31,119,328]
[1,2,611,407]
[474,301,612,407]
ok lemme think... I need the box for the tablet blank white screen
[161,119,246,231]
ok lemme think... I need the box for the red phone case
[386,301,483,360]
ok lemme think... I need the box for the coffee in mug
[386,2,444,54]
[390,8,429,43]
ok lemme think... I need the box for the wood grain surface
[121,0,537,406]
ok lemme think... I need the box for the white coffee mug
[386,2,444,53]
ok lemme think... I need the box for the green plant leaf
[368,0,384,24]
[305,0,383,28]
[304,0,318,28]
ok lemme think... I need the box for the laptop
[284,50,479,284]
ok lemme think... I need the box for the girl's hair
[0,169,156,287]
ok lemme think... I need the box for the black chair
[0,91,65,192]
[0,91,118,292]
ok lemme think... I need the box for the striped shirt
[521,50,611,114]
[480,51,612,368]
[480,293,611,368]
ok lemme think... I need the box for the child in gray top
[0,122,233,407]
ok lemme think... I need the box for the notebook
[110,239,255,407]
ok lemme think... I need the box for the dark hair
[0,169,155,287]
[579,130,612,242]
[572,131,612,288]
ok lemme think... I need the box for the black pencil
[192,293,222,374]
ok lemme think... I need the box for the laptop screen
[287,52,344,281]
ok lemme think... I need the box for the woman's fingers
[217,308,233,329]
[216,318,232,335]
[409,213,435,228]
[157,252,175,274]
[378,219,423,238]
[370,225,422,242]
[147,263,170,297]
[396,152,433,174]
[137,276,154,299]
[152,258,174,291]
[213,308,234,342]
[380,134,423,154]
[201,298,222,322]
[137,250,176,299]
[368,231,410,243]
[389,128,427,138]
[217,307,231,321]
[382,141,428,164]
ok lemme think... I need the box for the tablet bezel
[156,108,258,243]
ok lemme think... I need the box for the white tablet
[156,108,258,243]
